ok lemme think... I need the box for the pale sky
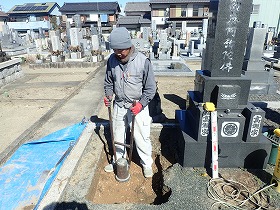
[0,0,145,13]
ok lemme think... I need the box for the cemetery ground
[86,60,280,209]
[0,59,280,209]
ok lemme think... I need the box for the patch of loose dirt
[90,151,172,205]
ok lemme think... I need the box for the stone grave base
[177,129,271,169]
[250,83,278,95]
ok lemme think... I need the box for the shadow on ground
[90,115,111,163]
[164,94,186,110]
[43,201,88,210]
[263,107,280,127]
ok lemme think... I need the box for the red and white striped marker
[211,111,219,179]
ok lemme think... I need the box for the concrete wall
[6,21,51,31]
[0,58,23,87]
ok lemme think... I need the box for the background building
[117,2,151,30]
[250,0,280,36]
[149,0,211,30]
[6,2,60,33]
[59,2,121,33]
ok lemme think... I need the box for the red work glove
[104,96,112,107]
[130,102,143,115]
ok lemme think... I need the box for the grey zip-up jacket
[104,49,156,109]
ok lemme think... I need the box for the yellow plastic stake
[204,102,216,112]
[274,129,280,137]
[271,144,280,193]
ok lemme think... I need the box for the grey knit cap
[109,27,132,49]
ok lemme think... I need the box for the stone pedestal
[35,59,43,64]
[178,69,271,169]
[70,52,82,59]
[242,69,278,94]
[194,70,251,106]
[51,55,58,62]
[176,127,271,168]
[91,56,98,62]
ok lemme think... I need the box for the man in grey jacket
[104,27,156,178]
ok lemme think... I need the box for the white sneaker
[143,166,153,178]
[104,163,114,173]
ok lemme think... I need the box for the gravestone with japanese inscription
[176,0,271,169]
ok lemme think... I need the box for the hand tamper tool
[108,100,136,182]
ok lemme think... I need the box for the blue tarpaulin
[0,122,87,210]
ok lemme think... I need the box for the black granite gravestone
[176,0,271,169]
[274,46,280,59]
